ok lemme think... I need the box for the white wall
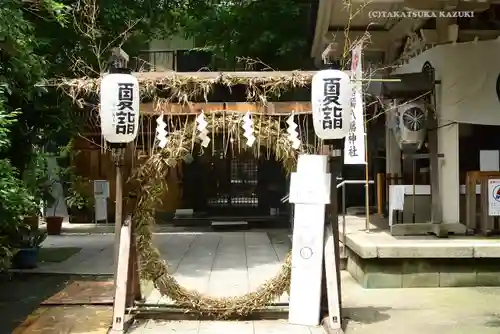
[393,40,500,125]
[148,36,195,71]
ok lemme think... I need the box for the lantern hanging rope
[131,113,315,318]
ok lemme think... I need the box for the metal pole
[412,159,416,224]
[364,113,370,231]
[342,184,346,257]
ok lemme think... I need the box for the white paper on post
[480,150,499,171]
[289,172,331,205]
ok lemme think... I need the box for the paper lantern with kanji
[99,73,140,143]
[311,70,352,140]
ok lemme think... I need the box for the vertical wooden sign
[288,154,331,326]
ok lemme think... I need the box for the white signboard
[93,180,109,222]
[488,179,500,216]
[480,150,499,171]
[100,73,140,143]
[311,70,352,139]
[95,196,108,221]
[288,154,330,326]
[93,180,109,198]
[289,172,331,204]
[344,41,366,164]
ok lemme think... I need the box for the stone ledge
[341,216,500,259]
[347,249,500,288]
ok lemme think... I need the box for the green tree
[181,0,314,70]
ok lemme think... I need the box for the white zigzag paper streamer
[155,114,168,148]
[286,113,301,149]
[196,112,210,147]
[242,111,256,147]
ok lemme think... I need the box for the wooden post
[465,171,477,233]
[377,173,385,217]
[126,220,142,304]
[321,142,343,334]
[109,215,141,334]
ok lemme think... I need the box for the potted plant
[43,148,71,235]
[66,177,93,223]
[0,158,38,270]
[23,151,51,231]
[54,144,92,224]
[11,229,47,269]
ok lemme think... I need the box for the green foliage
[0,0,311,271]
[181,0,313,70]
[13,230,48,249]
[0,90,35,230]
[0,0,69,270]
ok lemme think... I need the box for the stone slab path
[22,231,291,303]
[128,320,324,334]
[129,270,500,334]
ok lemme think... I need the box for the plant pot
[12,247,40,269]
[23,216,39,231]
[45,216,63,235]
[68,207,92,224]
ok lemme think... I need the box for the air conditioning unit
[389,101,428,153]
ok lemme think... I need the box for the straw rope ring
[131,113,311,318]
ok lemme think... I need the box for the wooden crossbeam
[141,101,312,115]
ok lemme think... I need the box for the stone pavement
[20,228,500,333]
[22,231,291,303]
[129,271,500,334]
[128,320,324,334]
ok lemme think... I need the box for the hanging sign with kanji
[100,73,140,143]
[311,70,352,140]
[344,41,366,164]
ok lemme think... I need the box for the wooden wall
[72,136,181,220]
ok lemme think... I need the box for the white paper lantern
[99,73,140,143]
[311,70,352,140]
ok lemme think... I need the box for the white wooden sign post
[288,154,331,326]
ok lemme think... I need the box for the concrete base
[347,249,500,288]
[341,215,500,288]
[390,222,467,237]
